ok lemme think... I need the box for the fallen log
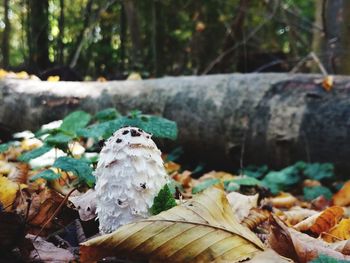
[1,73,350,172]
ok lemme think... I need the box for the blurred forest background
[0,0,349,80]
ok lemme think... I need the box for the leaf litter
[1,110,350,262]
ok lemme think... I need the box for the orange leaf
[333,181,350,206]
[322,75,334,92]
[310,206,344,235]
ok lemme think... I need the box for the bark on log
[1,73,350,172]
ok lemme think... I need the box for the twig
[34,188,77,241]
[310,51,328,76]
[290,51,328,76]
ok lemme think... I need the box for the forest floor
[1,109,350,263]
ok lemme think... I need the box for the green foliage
[228,177,263,186]
[310,254,350,263]
[303,186,333,201]
[76,122,111,139]
[77,111,178,140]
[260,161,335,195]
[165,147,184,162]
[30,169,61,181]
[241,165,269,179]
[44,133,73,149]
[95,108,121,122]
[18,145,52,162]
[109,115,178,140]
[52,157,95,187]
[150,184,177,215]
[0,142,14,153]
[13,109,177,187]
[303,163,334,181]
[262,163,304,194]
[225,182,240,192]
[192,179,220,194]
[59,111,92,134]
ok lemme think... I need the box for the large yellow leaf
[80,187,264,263]
[0,175,26,211]
[323,218,350,243]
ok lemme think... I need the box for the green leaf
[303,186,333,201]
[303,163,334,181]
[310,254,350,263]
[227,177,263,186]
[165,147,184,162]
[76,122,111,139]
[95,108,120,122]
[262,163,304,194]
[108,115,178,140]
[18,145,52,162]
[192,179,220,194]
[150,184,177,215]
[30,169,61,181]
[241,165,269,179]
[225,182,240,192]
[53,157,95,187]
[0,142,14,153]
[44,133,73,149]
[78,113,178,140]
[60,111,91,133]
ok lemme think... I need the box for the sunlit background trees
[0,0,348,79]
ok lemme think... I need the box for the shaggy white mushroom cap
[95,126,169,233]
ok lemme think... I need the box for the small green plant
[150,184,177,215]
[1,108,178,187]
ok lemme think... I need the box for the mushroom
[94,127,169,233]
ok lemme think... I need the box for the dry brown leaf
[269,215,350,263]
[164,161,181,174]
[310,206,344,235]
[172,170,192,188]
[246,248,293,263]
[28,189,64,228]
[227,192,258,222]
[293,211,321,232]
[332,239,350,255]
[80,187,264,263]
[27,234,75,262]
[323,218,350,243]
[7,163,30,184]
[282,207,319,226]
[21,138,43,151]
[333,181,350,206]
[270,192,298,208]
[242,208,270,230]
[199,171,236,182]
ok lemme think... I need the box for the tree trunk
[28,0,49,72]
[1,73,350,173]
[311,0,350,74]
[119,2,126,73]
[1,0,10,68]
[57,0,65,65]
[123,0,142,70]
